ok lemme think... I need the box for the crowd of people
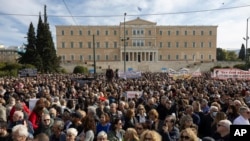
[0,71,249,141]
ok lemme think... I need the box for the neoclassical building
[56,17,217,71]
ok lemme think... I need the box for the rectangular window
[133,41,136,47]
[126,30,128,35]
[184,55,187,60]
[141,30,144,35]
[97,30,99,35]
[148,30,151,35]
[209,42,212,48]
[137,41,140,47]
[125,42,128,46]
[185,31,187,35]
[105,42,109,48]
[71,55,74,60]
[114,55,118,61]
[88,42,91,48]
[176,55,179,60]
[160,31,162,35]
[160,42,163,48]
[114,42,117,48]
[176,42,179,48]
[71,30,73,35]
[114,30,117,35]
[209,31,212,35]
[88,55,91,60]
[62,42,65,48]
[71,42,74,48]
[168,42,171,48]
[209,55,212,59]
[137,30,140,35]
[159,55,162,60]
[96,42,100,48]
[201,54,204,60]
[141,41,144,46]
[193,42,195,48]
[133,30,136,35]
[148,42,152,46]
[201,42,204,48]
[106,55,109,60]
[168,55,170,60]
[97,55,100,60]
[184,42,187,48]
[201,31,204,35]
[193,30,195,35]
[88,30,91,35]
[79,42,83,48]
[168,31,171,35]
[62,30,64,35]
[80,55,83,60]
[176,31,179,36]
[105,30,108,35]
[79,30,82,35]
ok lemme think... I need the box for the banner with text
[212,68,250,80]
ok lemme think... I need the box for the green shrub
[73,66,88,74]
[233,64,246,70]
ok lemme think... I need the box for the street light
[121,12,129,72]
[244,17,250,69]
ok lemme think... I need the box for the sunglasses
[165,120,174,123]
[43,119,50,122]
[181,135,190,140]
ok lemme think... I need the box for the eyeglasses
[181,135,190,140]
[43,119,50,122]
[139,108,144,110]
[217,124,226,128]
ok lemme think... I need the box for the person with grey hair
[233,106,250,125]
[50,120,66,141]
[97,131,108,141]
[215,119,231,141]
[66,128,78,141]
[12,124,29,141]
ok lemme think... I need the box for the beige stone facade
[0,48,18,62]
[56,18,217,71]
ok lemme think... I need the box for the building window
[168,55,170,60]
[105,42,109,48]
[133,41,136,47]
[201,42,204,48]
[185,31,187,35]
[168,31,171,35]
[114,55,118,60]
[105,30,108,35]
[79,30,82,35]
[114,42,117,48]
[62,30,64,35]
[193,42,195,48]
[168,42,171,48]
[62,55,65,61]
[176,55,179,60]
[141,30,144,35]
[88,42,91,48]
[209,42,212,48]
[106,55,109,60]
[71,55,74,60]
[97,30,99,35]
[71,42,74,48]
[71,30,73,35]
[160,30,162,35]
[80,55,84,61]
[148,30,151,35]
[193,30,195,35]
[137,41,140,47]
[125,42,128,46]
[62,42,65,48]
[114,30,117,35]
[160,42,163,48]
[209,55,212,59]
[184,55,187,60]
[96,42,100,48]
[209,31,212,35]
[148,42,152,46]
[97,55,100,60]
[126,30,128,35]
[79,42,83,48]
[88,55,91,60]
[176,42,179,48]
[133,30,136,35]
[201,31,204,35]
[201,54,204,60]
[184,42,187,48]
[88,30,91,35]
[176,31,179,36]
[159,55,162,60]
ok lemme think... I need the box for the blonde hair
[180,128,199,141]
[140,130,161,141]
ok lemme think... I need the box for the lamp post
[244,17,250,69]
[121,12,129,73]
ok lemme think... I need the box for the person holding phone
[161,115,180,141]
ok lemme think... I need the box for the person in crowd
[0,120,11,141]
[215,119,231,141]
[35,113,54,137]
[0,97,6,122]
[179,115,197,132]
[123,109,138,130]
[107,118,125,141]
[145,98,158,113]
[156,96,170,120]
[81,116,96,141]
[96,101,108,118]
[211,111,227,138]
[96,113,111,135]
[140,130,162,141]
[9,96,31,122]
[108,103,123,123]
[106,66,114,83]
[135,122,147,136]
[69,111,84,135]
[135,104,147,123]
[148,109,164,132]
[124,128,140,141]
[96,131,108,141]
[33,133,50,141]
[226,104,239,123]
[184,105,200,126]
[50,120,66,141]
[179,128,199,141]
[5,96,16,119]
[12,124,30,141]
[233,106,250,125]
[62,109,72,131]
[200,99,209,114]
[66,128,78,141]
[161,115,180,141]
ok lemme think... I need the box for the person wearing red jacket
[9,101,31,122]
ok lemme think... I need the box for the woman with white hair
[12,124,29,141]
[215,119,231,141]
[97,131,108,141]
[66,128,78,141]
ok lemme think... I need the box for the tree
[238,44,245,61]
[216,48,227,61]
[226,51,238,61]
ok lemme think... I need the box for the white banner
[118,71,142,79]
[212,68,250,80]
[126,91,143,99]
